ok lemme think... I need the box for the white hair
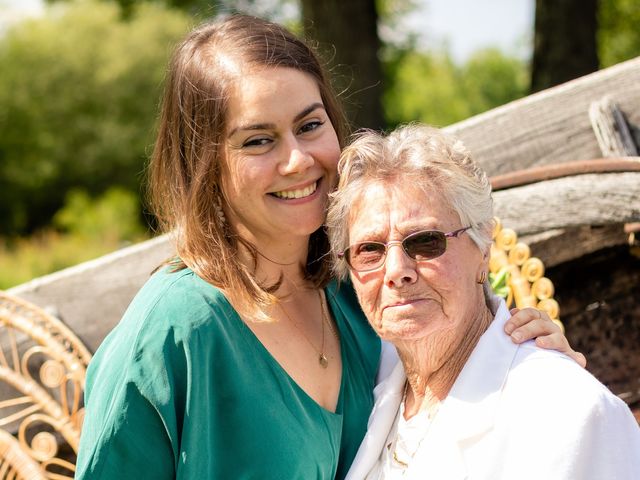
[327,123,494,279]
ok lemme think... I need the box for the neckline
[222,286,347,416]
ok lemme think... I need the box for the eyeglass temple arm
[445,226,471,238]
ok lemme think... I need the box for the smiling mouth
[271,181,318,199]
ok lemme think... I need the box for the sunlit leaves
[383,47,528,128]
[0,2,191,234]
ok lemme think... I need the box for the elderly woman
[327,124,640,480]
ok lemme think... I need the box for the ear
[476,246,491,283]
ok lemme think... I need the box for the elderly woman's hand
[504,308,587,368]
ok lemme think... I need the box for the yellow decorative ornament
[490,218,563,331]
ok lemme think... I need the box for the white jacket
[347,299,640,480]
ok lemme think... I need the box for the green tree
[460,49,529,115]
[46,0,217,18]
[0,2,191,235]
[0,187,147,288]
[383,48,527,128]
[383,49,468,127]
[53,187,146,241]
[599,0,640,67]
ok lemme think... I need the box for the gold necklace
[319,290,339,341]
[278,290,330,368]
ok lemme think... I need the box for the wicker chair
[0,428,47,480]
[0,291,92,480]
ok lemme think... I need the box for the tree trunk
[300,0,385,130]
[531,0,600,93]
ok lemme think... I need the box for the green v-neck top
[75,267,381,479]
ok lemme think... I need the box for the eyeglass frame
[337,226,471,273]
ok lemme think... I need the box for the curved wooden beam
[490,157,640,190]
[493,172,640,235]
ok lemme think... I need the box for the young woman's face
[222,67,340,251]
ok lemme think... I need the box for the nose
[281,135,314,175]
[383,243,418,288]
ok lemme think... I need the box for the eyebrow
[228,102,326,137]
[351,227,387,243]
[351,222,432,243]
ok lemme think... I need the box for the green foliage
[383,47,528,128]
[459,49,529,116]
[0,1,191,235]
[45,0,217,18]
[489,267,510,300]
[598,0,640,67]
[53,187,146,241]
[0,187,148,289]
[383,49,468,127]
[45,0,297,22]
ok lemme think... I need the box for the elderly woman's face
[347,181,488,344]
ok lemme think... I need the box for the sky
[0,0,44,25]
[407,0,535,62]
[0,0,536,63]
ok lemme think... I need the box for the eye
[242,137,272,148]
[357,242,384,254]
[298,120,324,134]
[352,242,385,265]
[406,231,444,259]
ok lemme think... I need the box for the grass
[0,230,148,289]
[0,187,149,289]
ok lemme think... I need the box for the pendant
[319,353,329,368]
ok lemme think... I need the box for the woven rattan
[0,291,92,480]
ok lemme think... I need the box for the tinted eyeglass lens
[404,231,446,260]
[349,242,386,270]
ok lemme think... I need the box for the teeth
[273,182,317,199]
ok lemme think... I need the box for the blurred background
[0,0,638,288]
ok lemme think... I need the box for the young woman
[74,15,584,479]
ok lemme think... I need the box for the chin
[376,318,430,342]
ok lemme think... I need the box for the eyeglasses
[338,227,471,272]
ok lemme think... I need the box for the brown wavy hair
[148,14,348,319]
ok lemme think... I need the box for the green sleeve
[75,380,176,479]
[76,270,192,478]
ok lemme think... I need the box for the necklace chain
[319,290,339,341]
[278,290,334,368]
